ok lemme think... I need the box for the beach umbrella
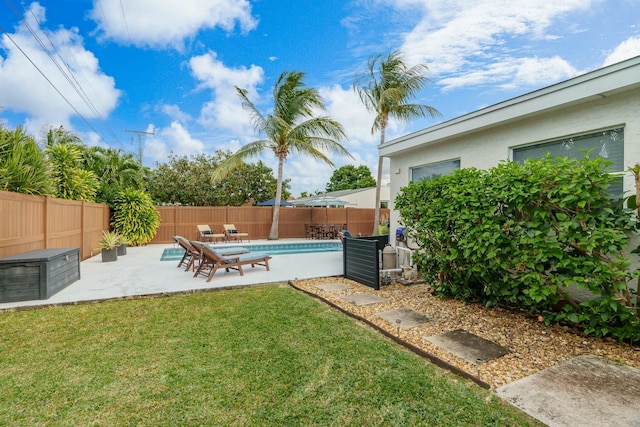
[304,196,350,207]
[257,197,294,206]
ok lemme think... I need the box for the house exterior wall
[339,186,390,208]
[382,58,640,238]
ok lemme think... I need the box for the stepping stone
[340,293,387,306]
[377,307,434,329]
[315,282,353,292]
[496,355,640,427]
[425,329,509,364]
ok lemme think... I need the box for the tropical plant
[213,71,351,239]
[0,125,53,195]
[83,146,146,206]
[98,230,121,250]
[353,50,441,235]
[46,142,98,201]
[111,189,161,246]
[325,164,376,192]
[396,155,639,342]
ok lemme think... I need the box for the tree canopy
[147,151,289,206]
[326,165,376,192]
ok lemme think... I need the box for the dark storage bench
[0,248,80,303]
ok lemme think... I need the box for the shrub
[395,155,640,342]
[111,189,160,246]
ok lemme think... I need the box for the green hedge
[395,155,639,342]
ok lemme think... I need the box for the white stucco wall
[382,57,640,300]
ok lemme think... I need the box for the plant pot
[117,244,127,256]
[101,248,118,262]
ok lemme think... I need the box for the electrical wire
[2,0,127,151]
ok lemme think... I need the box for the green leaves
[111,189,161,246]
[396,155,639,342]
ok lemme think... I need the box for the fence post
[44,196,49,249]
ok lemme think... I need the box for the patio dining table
[306,224,346,240]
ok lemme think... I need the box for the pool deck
[0,239,343,311]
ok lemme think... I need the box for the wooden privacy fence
[151,206,389,243]
[0,191,110,260]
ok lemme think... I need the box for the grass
[0,285,540,426]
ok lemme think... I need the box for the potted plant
[98,230,119,262]
[116,233,128,256]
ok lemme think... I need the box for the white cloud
[602,36,640,67]
[438,56,579,91]
[319,84,377,148]
[89,0,258,49]
[0,2,120,134]
[396,0,591,88]
[158,104,192,123]
[145,121,205,165]
[189,51,264,133]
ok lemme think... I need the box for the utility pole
[125,129,154,164]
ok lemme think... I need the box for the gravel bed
[291,277,640,389]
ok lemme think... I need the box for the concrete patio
[0,240,343,311]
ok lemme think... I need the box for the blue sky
[1,0,639,197]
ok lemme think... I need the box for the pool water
[161,241,342,261]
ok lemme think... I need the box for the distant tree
[214,71,351,239]
[353,50,441,234]
[0,125,52,195]
[326,165,376,192]
[147,151,288,206]
[82,146,146,206]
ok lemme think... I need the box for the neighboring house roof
[290,186,390,208]
[380,55,640,157]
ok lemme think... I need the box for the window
[411,158,460,182]
[513,127,624,196]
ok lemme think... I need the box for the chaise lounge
[173,236,202,271]
[223,224,250,243]
[194,244,270,282]
[196,225,225,244]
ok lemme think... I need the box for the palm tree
[353,50,441,235]
[212,71,351,240]
[0,125,52,195]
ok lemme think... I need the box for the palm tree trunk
[372,127,386,236]
[268,157,285,240]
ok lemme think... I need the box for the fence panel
[0,191,109,260]
[149,206,389,243]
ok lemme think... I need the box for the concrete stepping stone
[425,329,508,364]
[315,282,353,292]
[377,307,434,329]
[496,355,640,427]
[340,293,387,306]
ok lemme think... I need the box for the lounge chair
[194,244,271,282]
[173,236,202,271]
[223,224,250,243]
[196,225,225,243]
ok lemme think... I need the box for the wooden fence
[0,191,110,260]
[0,190,388,258]
[151,205,389,243]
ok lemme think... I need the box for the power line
[2,0,127,151]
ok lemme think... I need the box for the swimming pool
[161,241,343,261]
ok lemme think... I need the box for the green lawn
[0,285,540,426]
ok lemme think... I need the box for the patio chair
[223,224,250,243]
[173,235,202,271]
[196,225,225,243]
[194,244,271,282]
